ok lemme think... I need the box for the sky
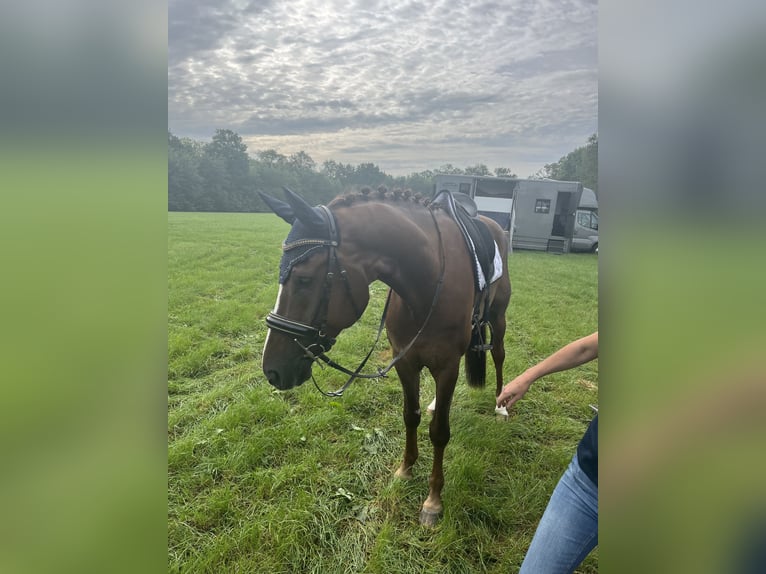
[168,0,597,177]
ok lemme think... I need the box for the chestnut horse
[260,186,511,525]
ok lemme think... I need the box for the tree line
[168,129,596,212]
[539,133,598,195]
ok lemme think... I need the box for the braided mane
[328,186,440,210]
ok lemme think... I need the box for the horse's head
[259,188,370,390]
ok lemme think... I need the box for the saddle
[432,190,500,352]
[432,190,497,292]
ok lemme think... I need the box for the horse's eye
[294,276,314,289]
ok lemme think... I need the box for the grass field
[168,211,598,573]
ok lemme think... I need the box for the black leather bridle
[266,205,360,359]
[265,204,446,397]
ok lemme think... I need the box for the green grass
[168,212,598,573]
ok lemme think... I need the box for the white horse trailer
[432,175,597,253]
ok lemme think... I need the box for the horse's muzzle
[263,358,313,390]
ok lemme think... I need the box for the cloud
[169,0,597,175]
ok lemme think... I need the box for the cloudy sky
[169,0,597,176]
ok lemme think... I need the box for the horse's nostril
[265,369,281,387]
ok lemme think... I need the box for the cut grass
[169,212,598,573]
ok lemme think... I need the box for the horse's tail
[465,322,487,388]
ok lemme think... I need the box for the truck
[432,174,598,254]
[572,186,599,253]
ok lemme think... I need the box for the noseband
[266,204,446,397]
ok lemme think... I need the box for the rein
[266,204,446,397]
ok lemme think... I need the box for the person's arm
[496,331,598,408]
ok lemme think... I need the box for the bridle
[265,203,446,397]
[266,205,357,360]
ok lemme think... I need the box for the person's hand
[496,374,534,409]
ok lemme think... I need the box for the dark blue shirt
[576,414,598,486]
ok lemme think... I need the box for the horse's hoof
[426,397,436,415]
[395,466,413,480]
[419,507,441,526]
[495,405,509,418]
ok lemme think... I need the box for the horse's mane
[328,186,441,210]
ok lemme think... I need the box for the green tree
[351,162,388,187]
[436,163,463,175]
[168,131,204,211]
[465,163,491,176]
[207,129,249,176]
[402,169,435,196]
[257,149,287,166]
[197,153,229,211]
[288,151,316,171]
[197,129,253,210]
[543,134,598,194]
[493,167,517,178]
[321,160,357,185]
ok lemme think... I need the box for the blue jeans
[519,453,598,574]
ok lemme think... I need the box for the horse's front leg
[393,360,421,480]
[420,360,459,526]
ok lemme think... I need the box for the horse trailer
[432,175,598,253]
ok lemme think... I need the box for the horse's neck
[339,202,442,312]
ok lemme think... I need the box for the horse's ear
[258,191,295,224]
[282,187,325,229]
